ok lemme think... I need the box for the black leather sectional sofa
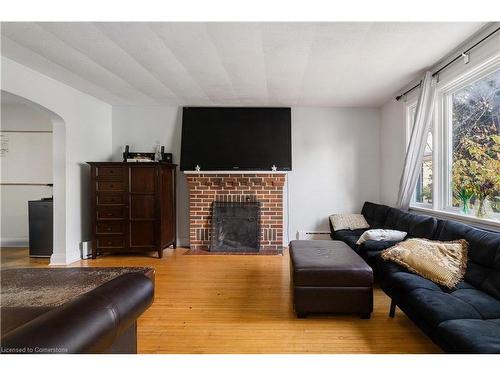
[330,201,500,353]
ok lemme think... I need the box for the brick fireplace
[186,172,286,251]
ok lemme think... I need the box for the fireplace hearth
[211,201,261,252]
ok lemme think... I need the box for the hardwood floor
[1,247,440,354]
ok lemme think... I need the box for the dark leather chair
[1,272,154,354]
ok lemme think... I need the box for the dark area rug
[1,267,153,308]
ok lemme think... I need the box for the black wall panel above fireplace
[180,107,291,171]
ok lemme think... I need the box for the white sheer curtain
[396,71,437,210]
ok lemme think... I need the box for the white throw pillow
[356,229,407,245]
[330,214,370,231]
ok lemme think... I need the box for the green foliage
[422,183,432,203]
[452,70,500,213]
[455,186,475,202]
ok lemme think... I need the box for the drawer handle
[107,227,112,231]
[107,213,112,216]
[107,241,112,245]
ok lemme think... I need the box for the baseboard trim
[0,238,29,247]
[49,253,80,266]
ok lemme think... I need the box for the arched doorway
[1,90,66,265]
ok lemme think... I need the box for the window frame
[440,60,500,216]
[408,55,500,227]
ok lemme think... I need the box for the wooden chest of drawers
[88,162,177,258]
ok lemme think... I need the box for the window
[408,59,499,225]
[417,131,433,205]
[448,69,500,218]
[407,104,433,206]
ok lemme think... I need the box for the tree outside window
[451,69,500,219]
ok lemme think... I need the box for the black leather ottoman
[289,240,373,319]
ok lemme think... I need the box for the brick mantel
[185,172,286,251]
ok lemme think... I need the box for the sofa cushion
[364,250,384,266]
[404,288,483,330]
[359,239,402,253]
[356,229,407,245]
[358,240,401,265]
[452,280,478,291]
[449,288,500,319]
[384,208,438,238]
[384,208,406,229]
[437,220,500,299]
[435,319,500,353]
[361,202,390,228]
[331,229,365,251]
[330,214,370,231]
[407,214,439,238]
[380,259,482,295]
[384,269,442,295]
[378,257,408,276]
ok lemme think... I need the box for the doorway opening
[0,90,66,266]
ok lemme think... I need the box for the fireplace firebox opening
[210,201,261,252]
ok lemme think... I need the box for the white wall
[1,57,113,264]
[1,103,53,246]
[1,102,53,131]
[0,132,52,181]
[379,99,406,206]
[1,103,53,182]
[289,108,380,238]
[112,105,381,246]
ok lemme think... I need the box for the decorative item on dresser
[87,162,177,259]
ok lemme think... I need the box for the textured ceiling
[0,22,486,107]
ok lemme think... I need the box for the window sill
[410,202,433,210]
[409,206,500,232]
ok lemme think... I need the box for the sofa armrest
[1,273,154,354]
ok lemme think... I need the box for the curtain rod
[395,26,500,101]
